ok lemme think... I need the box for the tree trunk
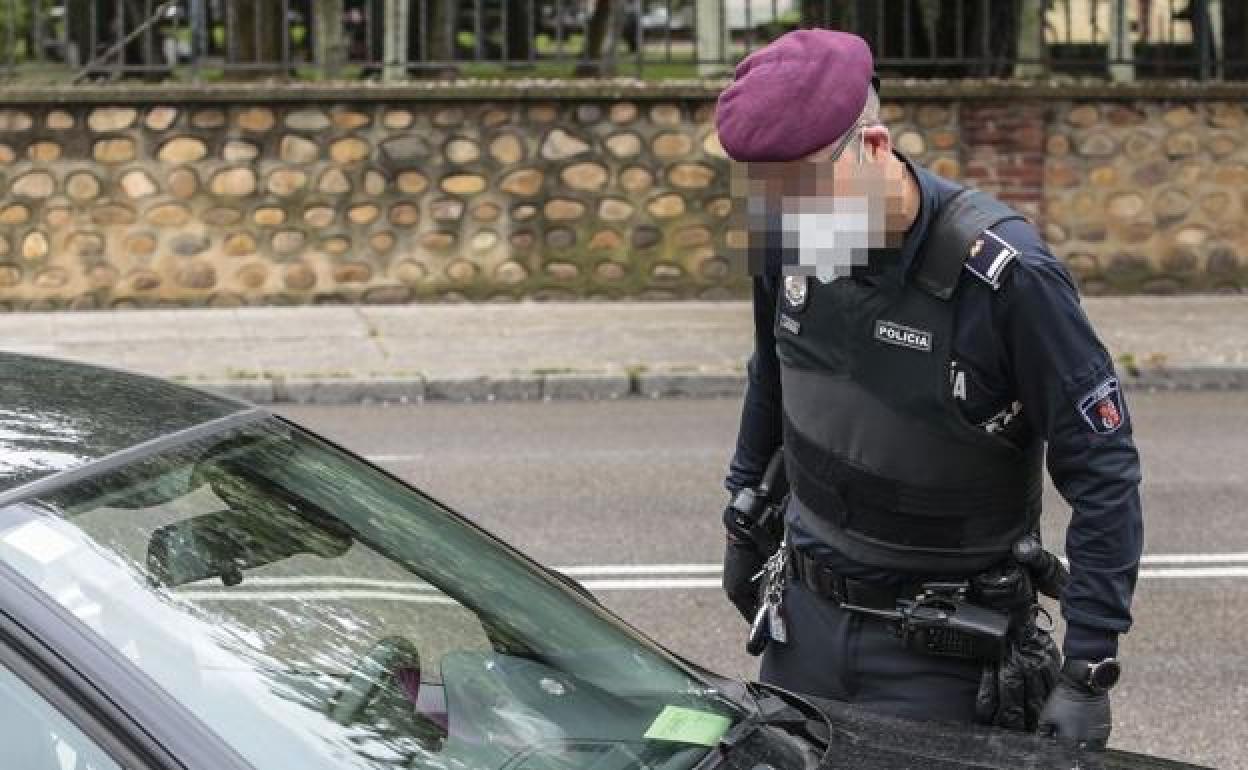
[1013,0,1044,78]
[1225,0,1248,78]
[66,0,92,68]
[847,0,934,72]
[427,0,455,64]
[65,0,163,79]
[226,0,285,79]
[801,0,851,28]
[313,0,345,78]
[927,0,1019,77]
[578,0,617,76]
[505,0,532,62]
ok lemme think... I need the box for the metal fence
[0,0,1242,82]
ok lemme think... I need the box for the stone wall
[0,82,1243,309]
[1046,102,1248,294]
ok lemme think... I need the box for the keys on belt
[746,537,789,656]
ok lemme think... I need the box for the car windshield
[0,416,743,770]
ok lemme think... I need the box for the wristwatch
[1062,657,1122,694]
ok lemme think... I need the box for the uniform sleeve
[724,270,784,495]
[993,224,1144,662]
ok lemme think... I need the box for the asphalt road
[279,391,1248,769]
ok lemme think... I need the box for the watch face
[1089,659,1122,691]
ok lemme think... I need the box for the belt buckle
[914,580,971,603]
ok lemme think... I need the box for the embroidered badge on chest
[874,320,933,353]
[783,275,809,312]
[1078,377,1125,434]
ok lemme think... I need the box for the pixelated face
[730,124,909,282]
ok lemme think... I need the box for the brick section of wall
[960,103,1048,224]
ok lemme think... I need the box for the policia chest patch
[874,320,933,353]
[778,275,809,335]
[784,275,809,311]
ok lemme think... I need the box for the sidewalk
[1,296,1246,403]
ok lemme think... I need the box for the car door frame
[0,557,254,770]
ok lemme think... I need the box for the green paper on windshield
[643,706,731,747]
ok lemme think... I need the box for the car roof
[0,353,252,493]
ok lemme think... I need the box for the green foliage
[754,10,802,43]
[0,0,43,61]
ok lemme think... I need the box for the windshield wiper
[741,680,832,746]
[689,680,831,770]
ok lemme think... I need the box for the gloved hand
[1037,677,1112,750]
[722,533,765,623]
[974,618,1060,731]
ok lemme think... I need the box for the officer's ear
[862,124,892,162]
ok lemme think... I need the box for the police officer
[716,30,1143,750]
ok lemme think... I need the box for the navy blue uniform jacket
[725,156,1144,662]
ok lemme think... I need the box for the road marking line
[179,564,1248,603]
[364,449,727,464]
[1139,553,1248,565]
[561,555,1248,570]
[557,564,723,576]
[177,567,1248,605]
[1139,567,1248,579]
[581,578,723,590]
[366,454,427,463]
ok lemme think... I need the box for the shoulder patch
[1078,377,1126,435]
[965,230,1019,290]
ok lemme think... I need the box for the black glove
[722,533,765,623]
[1037,677,1112,750]
[975,619,1060,731]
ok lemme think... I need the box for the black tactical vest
[775,189,1044,575]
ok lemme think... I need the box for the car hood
[794,693,1210,769]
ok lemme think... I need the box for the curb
[199,370,742,405]
[1120,365,1248,391]
[195,365,1247,406]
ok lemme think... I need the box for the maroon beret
[715,29,875,162]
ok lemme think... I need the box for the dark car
[0,353,1205,770]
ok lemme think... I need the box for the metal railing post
[1197,0,1211,80]
[190,0,204,81]
[527,0,535,67]
[473,0,482,62]
[635,0,645,78]
[223,0,234,73]
[280,0,290,72]
[383,0,408,79]
[695,0,724,75]
[1109,0,1135,81]
[1208,0,1224,79]
[32,0,44,63]
[5,0,15,73]
[1014,0,1045,78]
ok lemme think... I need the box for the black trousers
[760,577,984,724]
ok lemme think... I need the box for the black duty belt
[787,546,927,611]
[787,546,1014,661]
